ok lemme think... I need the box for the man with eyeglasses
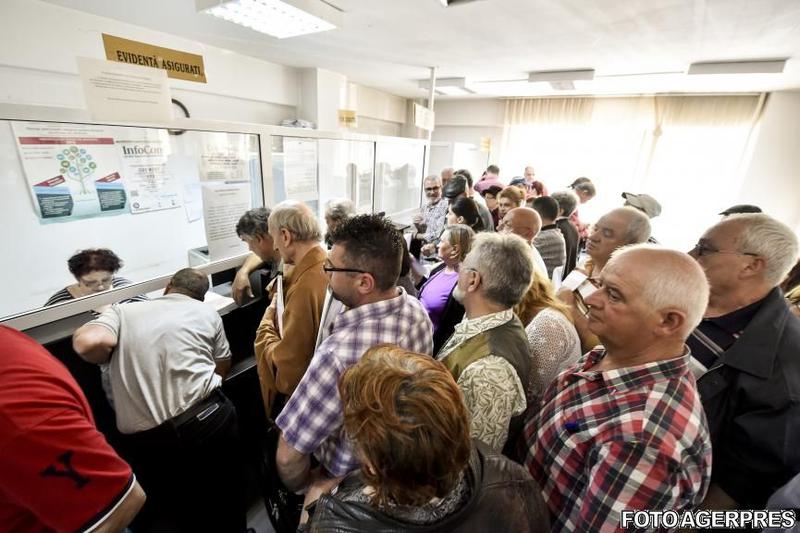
[274,214,433,523]
[412,175,448,258]
[688,213,800,511]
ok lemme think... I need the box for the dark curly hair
[328,214,403,291]
[67,249,122,279]
[235,207,271,238]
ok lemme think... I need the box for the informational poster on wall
[199,132,250,182]
[12,121,127,222]
[283,137,318,201]
[116,129,182,214]
[201,181,252,260]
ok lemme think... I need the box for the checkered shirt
[524,347,712,532]
[276,287,433,477]
[421,198,449,244]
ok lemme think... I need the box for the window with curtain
[499,94,765,249]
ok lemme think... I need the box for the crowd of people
[2,163,800,532]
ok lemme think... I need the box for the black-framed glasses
[323,261,370,275]
[424,186,441,192]
[690,241,758,257]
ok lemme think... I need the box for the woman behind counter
[45,248,147,307]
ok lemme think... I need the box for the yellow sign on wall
[102,34,207,83]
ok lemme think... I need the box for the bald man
[560,207,651,351]
[500,207,547,275]
[525,245,712,531]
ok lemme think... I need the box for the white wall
[736,91,800,233]
[431,99,505,173]
[0,0,300,123]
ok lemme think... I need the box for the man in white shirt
[73,268,245,532]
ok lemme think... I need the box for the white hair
[618,207,652,244]
[324,198,356,224]
[423,174,442,186]
[727,213,799,286]
[610,244,710,336]
[464,232,534,308]
[269,200,322,242]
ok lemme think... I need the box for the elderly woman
[513,268,581,405]
[45,248,146,306]
[305,344,549,532]
[496,186,525,230]
[418,225,474,354]
[323,198,356,248]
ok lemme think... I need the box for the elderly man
[437,232,533,453]
[73,268,245,532]
[560,206,651,352]
[275,215,432,510]
[500,206,548,275]
[531,196,566,278]
[688,213,800,509]
[0,326,145,532]
[232,206,278,304]
[551,190,580,278]
[441,167,455,187]
[255,201,328,419]
[414,175,449,258]
[525,245,713,531]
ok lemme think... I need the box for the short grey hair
[610,244,709,336]
[324,198,356,225]
[464,232,534,308]
[423,175,442,186]
[269,200,322,242]
[170,268,209,301]
[550,190,579,217]
[728,213,799,286]
[620,207,651,244]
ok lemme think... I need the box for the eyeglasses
[79,276,113,288]
[690,241,758,257]
[323,261,371,275]
[424,186,441,192]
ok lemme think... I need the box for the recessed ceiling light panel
[687,59,787,75]
[197,0,341,39]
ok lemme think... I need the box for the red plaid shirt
[524,348,712,532]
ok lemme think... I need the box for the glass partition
[318,139,375,215]
[374,141,425,223]
[0,120,263,319]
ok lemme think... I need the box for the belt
[169,388,227,429]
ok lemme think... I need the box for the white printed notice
[12,121,127,222]
[77,57,172,123]
[283,137,318,201]
[199,132,249,182]
[201,182,251,260]
[116,129,182,214]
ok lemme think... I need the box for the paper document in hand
[275,274,285,337]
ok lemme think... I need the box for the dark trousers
[120,389,247,533]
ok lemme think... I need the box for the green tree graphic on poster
[57,146,97,194]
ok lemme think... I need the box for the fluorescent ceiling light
[418,77,475,95]
[688,59,787,75]
[528,69,594,91]
[197,0,341,39]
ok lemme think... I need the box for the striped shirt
[276,287,433,477]
[44,277,148,307]
[524,347,712,532]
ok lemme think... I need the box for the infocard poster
[116,129,182,214]
[12,122,127,222]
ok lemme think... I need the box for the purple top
[275,288,433,477]
[420,269,459,332]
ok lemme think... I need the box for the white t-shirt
[90,292,231,433]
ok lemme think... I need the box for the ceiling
[43,0,800,99]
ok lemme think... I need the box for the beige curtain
[504,97,594,125]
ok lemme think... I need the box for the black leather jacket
[306,442,549,532]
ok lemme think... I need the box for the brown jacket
[254,245,328,418]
